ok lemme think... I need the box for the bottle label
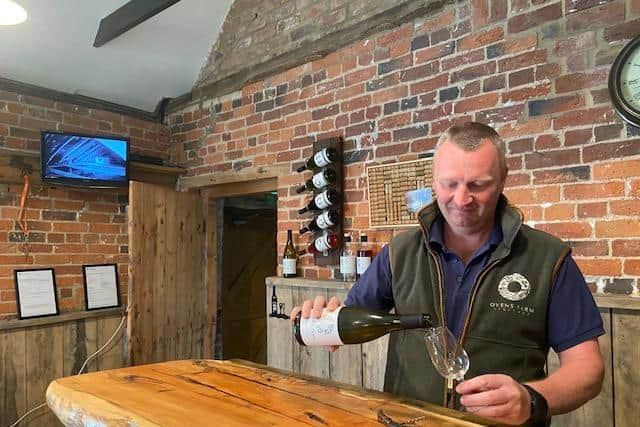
[356,257,371,274]
[313,148,331,168]
[283,259,296,275]
[340,255,356,274]
[314,191,332,210]
[314,234,332,252]
[311,171,329,189]
[299,306,344,346]
[316,211,334,229]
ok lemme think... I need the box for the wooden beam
[94,0,181,47]
[167,0,452,112]
[178,165,289,191]
[0,77,162,122]
[201,177,276,199]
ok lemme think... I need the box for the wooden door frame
[180,166,286,358]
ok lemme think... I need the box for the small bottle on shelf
[299,209,339,235]
[296,147,338,173]
[270,285,278,317]
[295,168,336,194]
[356,234,372,279]
[339,234,356,282]
[307,232,339,255]
[282,229,297,278]
[298,188,339,215]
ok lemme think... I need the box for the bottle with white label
[356,234,372,279]
[293,306,432,346]
[296,147,338,173]
[339,234,356,281]
[295,168,336,194]
[299,209,339,235]
[298,188,339,214]
[307,232,338,255]
[282,229,297,278]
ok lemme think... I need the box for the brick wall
[195,0,419,88]
[0,89,168,317]
[170,0,640,291]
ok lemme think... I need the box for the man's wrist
[521,383,549,425]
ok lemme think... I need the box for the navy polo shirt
[344,218,604,353]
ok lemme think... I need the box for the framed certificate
[14,268,60,319]
[82,264,121,310]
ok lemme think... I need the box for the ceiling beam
[94,0,181,47]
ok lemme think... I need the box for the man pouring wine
[291,122,604,426]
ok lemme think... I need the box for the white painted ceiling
[0,0,233,111]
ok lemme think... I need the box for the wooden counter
[46,359,497,426]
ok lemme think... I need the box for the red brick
[595,220,640,238]
[336,84,365,100]
[341,95,371,112]
[420,9,455,32]
[564,182,625,200]
[583,138,640,162]
[564,128,592,146]
[577,202,607,218]
[624,259,640,276]
[575,259,621,276]
[415,42,456,64]
[376,143,410,158]
[491,0,508,21]
[503,82,551,103]
[451,62,497,83]
[593,160,640,180]
[570,241,609,257]
[471,0,490,28]
[498,50,547,73]
[410,74,449,96]
[442,50,485,71]
[610,200,640,216]
[458,27,504,51]
[524,148,580,169]
[553,107,616,130]
[535,135,561,150]
[376,24,413,47]
[633,0,640,13]
[372,86,408,105]
[476,105,524,124]
[533,166,590,184]
[454,93,499,113]
[536,221,592,239]
[528,94,584,116]
[508,3,562,33]
[378,113,412,131]
[554,32,596,56]
[566,0,625,33]
[498,117,551,138]
[555,69,609,93]
[544,203,575,220]
[613,240,640,256]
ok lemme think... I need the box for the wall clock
[609,35,640,128]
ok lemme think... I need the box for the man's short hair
[436,122,507,175]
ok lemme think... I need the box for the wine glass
[424,326,469,381]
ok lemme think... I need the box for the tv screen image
[41,131,129,187]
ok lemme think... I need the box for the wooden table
[46,359,498,426]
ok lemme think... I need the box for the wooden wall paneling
[613,308,640,427]
[191,194,206,359]
[25,325,63,426]
[549,308,613,427]
[362,335,389,392]
[153,184,168,362]
[62,319,96,377]
[202,197,218,359]
[267,284,294,371]
[329,287,363,387]
[0,329,26,426]
[164,189,178,360]
[296,287,330,378]
[97,315,126,371]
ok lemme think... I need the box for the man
[291,122,604,426]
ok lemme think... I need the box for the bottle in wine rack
[298,188,339,215]
[295,168,336,194]
[296,147,338,173]
[282,229,297,278]
[299,209,339,235]
[306,232,339,255]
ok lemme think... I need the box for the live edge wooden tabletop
[46,359,499,427]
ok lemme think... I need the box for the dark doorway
[219,192,277,364]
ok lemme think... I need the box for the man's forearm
[531,339,604,415]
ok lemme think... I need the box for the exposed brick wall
[195,0,420,88]
[0,89,168,317]
[171,0,639,291]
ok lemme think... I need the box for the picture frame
[14,268,60,319]
[82,263,121,310]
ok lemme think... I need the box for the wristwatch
[521,383,549,425]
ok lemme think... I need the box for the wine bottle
[298,188,339,214]
[356,234,372,279]
[293,306,433,346]
[339,234,356,281]
[296,147,338,173]
[283,230,297,278]
[307,232,338,255]
[270,285,278,317]
[299,209,339,235]
[295,168,337,194]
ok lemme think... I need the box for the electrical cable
[7,307,128,427]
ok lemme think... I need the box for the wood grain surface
[47,359,498,427]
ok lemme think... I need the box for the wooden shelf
[593,293,640,310]
[0,147,185,187]
[0,306,124,331]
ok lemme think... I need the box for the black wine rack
[296,136,344,267]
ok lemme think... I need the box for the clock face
[609,35,640,127]
[619,48,640,112]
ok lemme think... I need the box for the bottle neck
[397,313,432,329]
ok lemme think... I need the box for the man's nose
[453,186,472,206]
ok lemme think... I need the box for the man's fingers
[289,306,302,324]
[457,374,508,394]
[301,300,314,318]
[312,295,327,318]
[327,345,340,352]
[459,389,508,408]
[327,296,342,311]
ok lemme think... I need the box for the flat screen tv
[41,131,129,188]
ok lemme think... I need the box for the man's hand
[290,295,342,352]
[456,374,531,425]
